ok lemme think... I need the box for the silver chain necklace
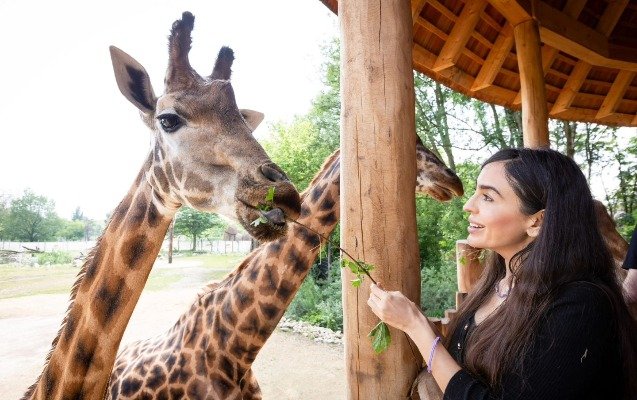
[494,280,511,299]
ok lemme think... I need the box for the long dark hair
[445,148,637,397]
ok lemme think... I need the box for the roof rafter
[432,0,487,72]
[596,70,635,119]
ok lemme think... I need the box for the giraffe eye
[157,113,183,133]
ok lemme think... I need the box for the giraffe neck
[199,150,341,375]
[25,164,177,400]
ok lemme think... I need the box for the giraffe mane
[20,199,127,399]
[299,149,341,200]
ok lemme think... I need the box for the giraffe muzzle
[261,208,286,226]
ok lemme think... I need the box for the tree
[262,39,341,191]
[57,219,86,240]
[4,189,61,241]
[0,194,9,239]
[174,207,224,251]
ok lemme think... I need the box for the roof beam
[562,0,587,20]
[596,70,635,119]
[432,0,486,72]
[487,0,532,26]
[550,60,591,116]
[411,0,427,24]
[471,25,514,91]
[427,0,457,23]
[596,0,629,37]
[512,0,584,106]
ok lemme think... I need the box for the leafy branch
[251,187,276,227]
[283,219,391,354]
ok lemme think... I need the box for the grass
[0,253,246,300]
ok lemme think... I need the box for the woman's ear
[526,210,545,238]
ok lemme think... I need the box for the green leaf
[250,215,268,227]
[459,255,467,267]
[351,277,363,287]
[368,321,392,354]
[265,186,276,204]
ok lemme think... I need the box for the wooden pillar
[513,19,549,148]
[340,0,421,398]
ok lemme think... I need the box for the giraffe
[594,200,629,276]
[106,136,464,399]
[22,12,301,400]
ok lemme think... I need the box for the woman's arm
[367,284,461,392]
[368,283,618,400]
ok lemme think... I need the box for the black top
[443,282,623,400]
[623,227,637,270]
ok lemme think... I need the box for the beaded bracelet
[427,336,441,373]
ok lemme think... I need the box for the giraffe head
[594,200,629,278]
[109,12,301,241]
[415,136,464,200]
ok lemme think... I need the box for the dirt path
[0,270,345,399]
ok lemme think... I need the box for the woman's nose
[463,195,475,213]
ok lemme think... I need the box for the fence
[0,238,253,255]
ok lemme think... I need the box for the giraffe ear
[110,46,157,115]
[240,109,265,131]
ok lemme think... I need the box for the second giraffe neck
[27,173,176,399]
[197,151,342,370]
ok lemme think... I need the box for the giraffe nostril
[259,163,287,183]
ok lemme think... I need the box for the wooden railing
[427,239,484,337]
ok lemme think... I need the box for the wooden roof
[319,0,637,127]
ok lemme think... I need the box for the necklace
[494,280,510,299]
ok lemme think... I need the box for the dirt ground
[0,264,346,399]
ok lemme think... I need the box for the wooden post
[513,19,549,148]
[456,240,484,294]
[340,0,421,398]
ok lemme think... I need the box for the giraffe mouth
[236,199,288,239]
[427,183,456,202]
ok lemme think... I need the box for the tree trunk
[434,82,456,169]
[563,120,576,159]
[489,104,507,148]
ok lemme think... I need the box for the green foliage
[286,265,344,331]
[286,274,323,320]
[3,189,62,241]
[251,187,276,227]
[174,208,225,251]
[57,220,86,241]
[36,250,74,265]
[263,117,337,191]
[420,259,457,317]
[341,258,375,287]
[262,39,340,192]
[368,321,392,354]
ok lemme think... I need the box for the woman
[368,148,637,399]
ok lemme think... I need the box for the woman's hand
[367,283,422,334]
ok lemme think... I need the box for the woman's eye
[482,194,493,202]
[157,114,183,133]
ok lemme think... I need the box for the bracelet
[427,336,441,374]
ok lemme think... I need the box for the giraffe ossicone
[22,11,301,400]
[107,136,464,399]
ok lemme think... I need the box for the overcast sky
[0,0,338,220]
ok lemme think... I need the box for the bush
[36,250,74,265]
[286,264,344,331]
[421,259,456,317]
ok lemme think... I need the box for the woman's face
[463,161,537,263]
